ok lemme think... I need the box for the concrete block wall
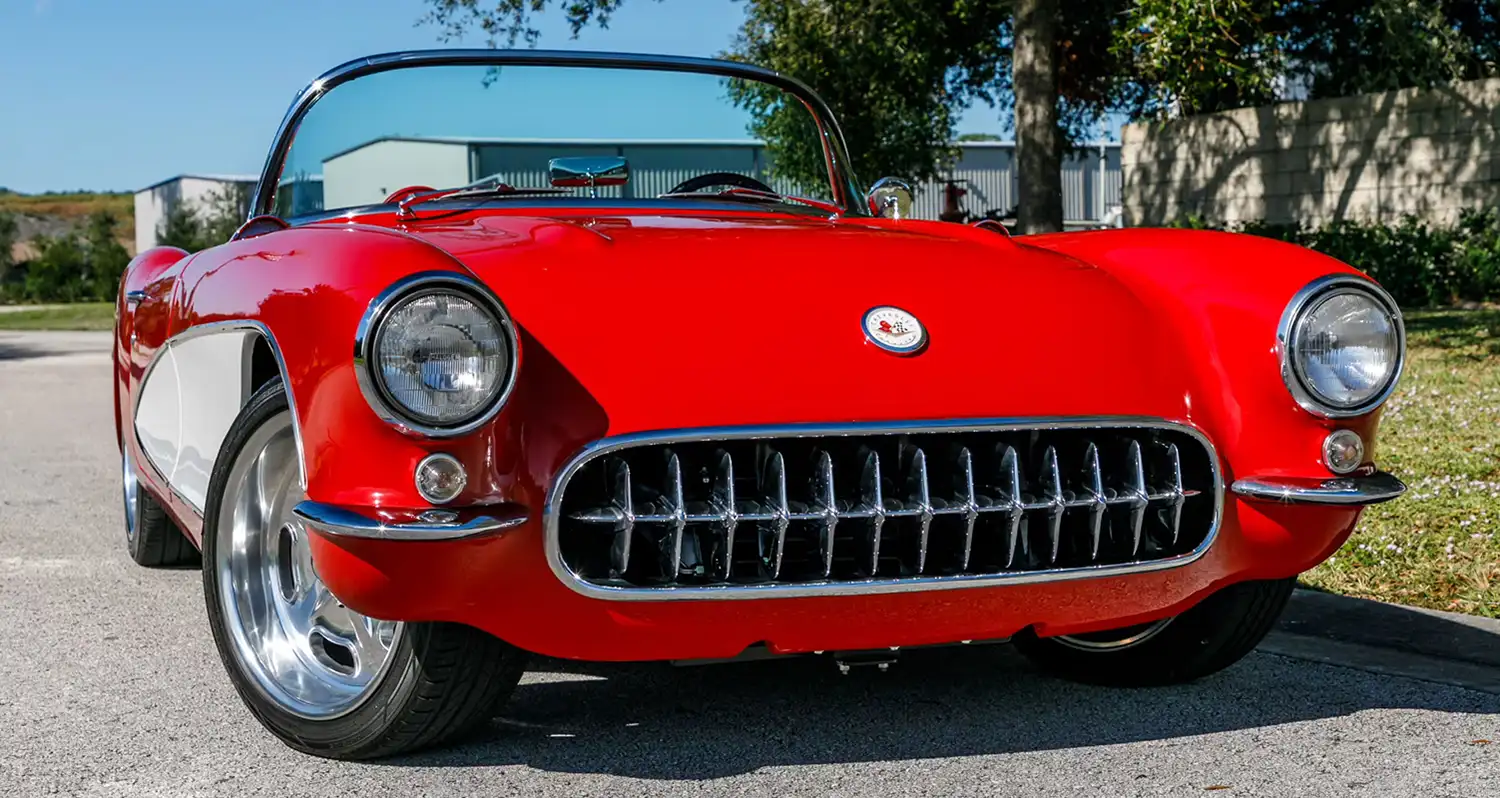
[1122,78,1500,226]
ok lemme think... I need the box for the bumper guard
[293,501,528,540]
[1231,471,1405,506]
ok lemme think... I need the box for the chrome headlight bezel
[354,272,520,438]
[1278,274,1405,418]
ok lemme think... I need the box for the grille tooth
[709,450,737,580]
[662,451,686,582]
[555,423,1218,591]
[903,447,933,574]
[1161,442,1186,545]
[607,458,634,577]
[810,450,837,578]
[857,449,885,577]
[997,445,1023,569]
[1084,442,1107,561]
[761,449,790,580]
[955,447,978,572]
[1124,440,1149,558]
[1039,446,1065,565]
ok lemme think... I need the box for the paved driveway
[1,331,1495,797]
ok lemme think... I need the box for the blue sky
[0,0,1019,194]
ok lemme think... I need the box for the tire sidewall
[1015,578,1297,685]
[200,377,429,753]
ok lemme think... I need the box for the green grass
[0,303,115,331]
[1300,309,1500,617]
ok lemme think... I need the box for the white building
[134,174,257,252]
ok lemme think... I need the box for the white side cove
[134,330,256,512]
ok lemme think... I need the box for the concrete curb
[1265,589,1500,694]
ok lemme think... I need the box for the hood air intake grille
[549,420,1220,599]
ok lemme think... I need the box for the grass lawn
[0,303,115,331]
[1301,308,1500,617]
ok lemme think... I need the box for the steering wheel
[667,172,776,195]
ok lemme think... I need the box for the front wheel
[201,378,526,759]
[1013,577,1296,686]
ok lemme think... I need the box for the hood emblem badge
[862,306,927,355]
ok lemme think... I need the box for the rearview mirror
[867,177,913,220]
[549,157,630,197]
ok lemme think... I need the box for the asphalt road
[1,331,1497,798]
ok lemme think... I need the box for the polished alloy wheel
[215,410,402,719]
[1053,617,1175,652]
[122,448,139,542]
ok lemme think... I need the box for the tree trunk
[1013,0,1063,234]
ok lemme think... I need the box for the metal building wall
[910,143,1122,223]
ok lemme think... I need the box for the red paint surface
[115,207,1385,661]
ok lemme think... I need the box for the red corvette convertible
[115,50,1406,759]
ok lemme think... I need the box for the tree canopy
[421,0,1500,231]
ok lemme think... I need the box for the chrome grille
[548,419,1220,599]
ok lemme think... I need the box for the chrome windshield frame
[250,49,867,220]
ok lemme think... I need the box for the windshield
[269,56,853,219]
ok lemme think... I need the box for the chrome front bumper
[293,501,528,540]
[1231,472,1406,506]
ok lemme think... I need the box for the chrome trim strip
[543,416,1225,601]
[352,271,521,439]
[251,49,865,220]
[124,289,148,307]
[1232,471,1406,505]
[129,320,310,518]
[293,501,527,541]
[1277,274,1406,419]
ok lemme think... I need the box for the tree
[1110,0,1283,118]
[418,1,1490,233]
[420,1,1029,214]
[155,185,251,253]
[722,1,1010,189]
[1281,0,1499,100]
[23,234,90,303]
[1013,0,1061,233]
[0,212,16,291]
[157,204,207,253]
[202,183,253,246]
[83,210,130,300]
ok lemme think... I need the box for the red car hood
[398,212,1187,434]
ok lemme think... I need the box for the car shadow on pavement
[0,338,66,361]
[380,625,1500,779]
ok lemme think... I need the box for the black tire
[1013,577,1296,686]
[201,378,527,759]
[123,448,199,567]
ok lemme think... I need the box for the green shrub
[1172,211,1500,308]
[10,209,131,304]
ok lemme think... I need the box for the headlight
[356,273,518,436]
[1280,275,1404,417]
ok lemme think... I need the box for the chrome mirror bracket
[867,177,914,220]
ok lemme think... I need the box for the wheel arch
[131,320,309,523]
